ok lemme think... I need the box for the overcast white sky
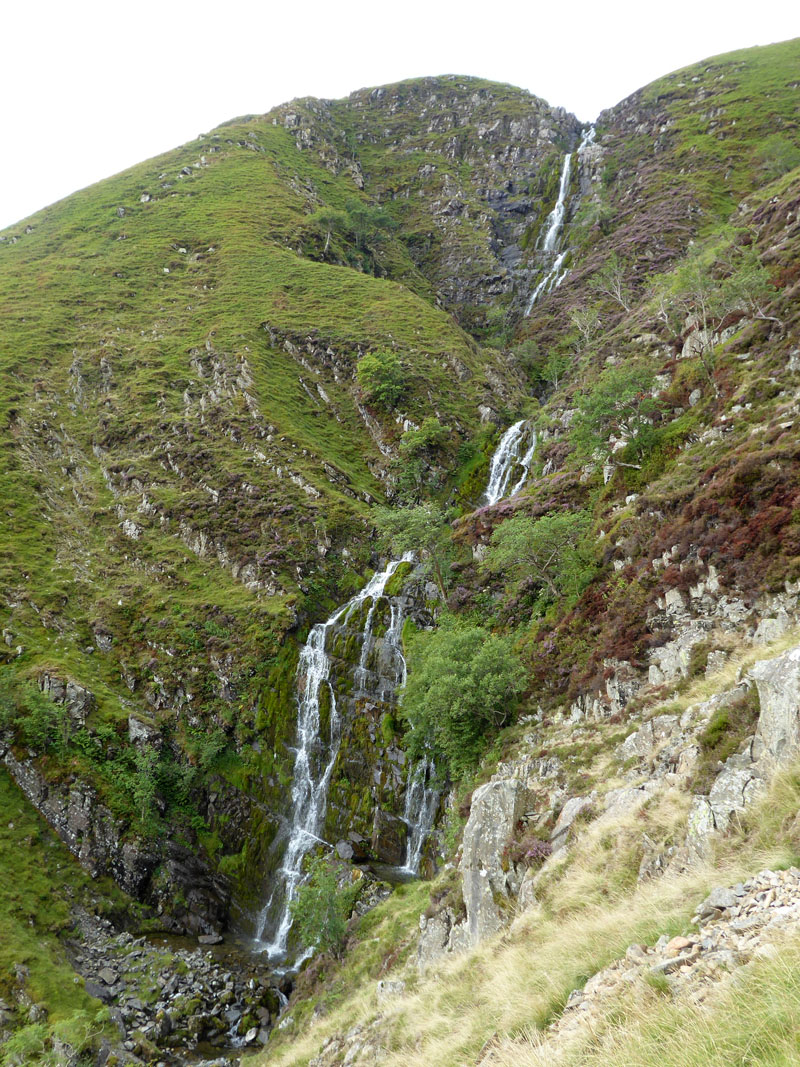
[1,0,797,231]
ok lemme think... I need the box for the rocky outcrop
[270,77,583,318]
[750,645,800,763]
[418,779,531,962]
[460,780,530,944]
[421,638,800,967]
[1,749,229,935]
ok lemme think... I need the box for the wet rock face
[371,809,408,867]
[1,749,230,935]
[321,574,435,865]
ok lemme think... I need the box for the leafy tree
[307,199,396,269]
[589,252,632,311]
[343,198,396,253]
[356,349,406,410]
[571,363,663,464]
[307,207,349,256]
[720,246,783,335]
[399,417,449,457]
[482,511,595,601]
[541,349,571,391]
[373,503,453,598]
[388,417,450,500]
[289,854,353,957]
[401,617,526,779]
[515,339,571,392]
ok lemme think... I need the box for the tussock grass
[492,933,800,1067]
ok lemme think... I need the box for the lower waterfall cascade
[254,552,432,961]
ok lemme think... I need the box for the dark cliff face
[267,76,583,327]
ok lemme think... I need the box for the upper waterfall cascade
[255,552,428,961]
[484,421,538,505]
[525,126,596,314]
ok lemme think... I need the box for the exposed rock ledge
[0,744,229,936]
[420,639,800,965]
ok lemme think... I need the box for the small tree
[590,252,632,312]
[307,207,349,257]
[356,349,406,410]
[132,746,159,829]
[399,417,449,457]
[720,246,783,335]
[541,349,571,391]
[483,511,595,601]
[343,198,396,254]
[571,363,663,465]
[289,854,352,957]
[570,306,603,353]
[373,503,453,598]
[401,618,526,779]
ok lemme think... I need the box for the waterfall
[400,759,439,875]
[525,126,596,315]
[484,421,537,505]
[255,553,413,961]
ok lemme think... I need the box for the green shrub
[289,855,355,958]
[356,349,406,410]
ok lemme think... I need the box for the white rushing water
[484,421,538,505]
[255,554,413,960]
[400,758,439,875]
[525,126,596,315]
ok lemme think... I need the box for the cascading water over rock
[400,759,439,875]
[255,553,416,961]
[525,126,596,314]
[484,421,538,505]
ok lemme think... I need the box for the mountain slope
[0,37,800,1067]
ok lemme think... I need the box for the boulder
[750,646,800,764]
[708,756,764,831]
[460,779,531,945]
[128,716,160,747]
[418,909,454,967]
[686,796,715,859]
[550,794,595,853]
